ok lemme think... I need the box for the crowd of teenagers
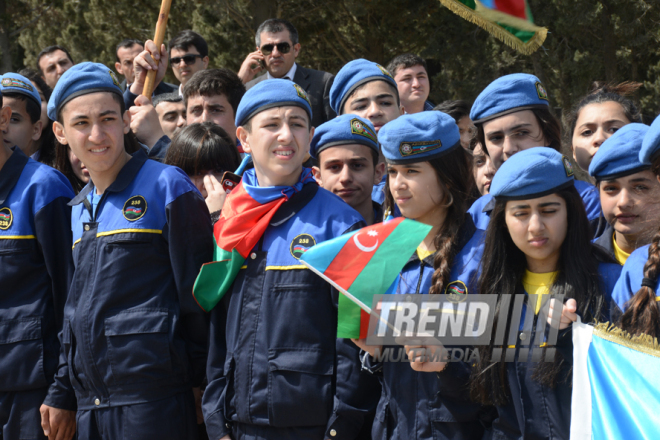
[2,16,660,440]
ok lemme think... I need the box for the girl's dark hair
[619,156,660,338]
[470,185,607,405]
[476,106,562,156]
[164,122,241,176]
[433,100,471,124]
[384,145,475,294]
[17,68,56,166]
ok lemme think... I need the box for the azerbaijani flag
[300,218,432,338]
[571,318,660,439]
[193,168,316,312]
[438,0,547,55]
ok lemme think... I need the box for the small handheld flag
[300,217,432,338]
[438,0,548,55]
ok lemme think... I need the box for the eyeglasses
[169,54,203,66]
[260,42,291,56]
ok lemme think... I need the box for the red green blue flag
[439,0,547,55]
[300,218,432,338]
[193,168,316,312]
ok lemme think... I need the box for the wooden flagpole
[142,0,173,98]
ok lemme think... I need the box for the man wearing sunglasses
[168,30,209,95]
[239,18,335,127]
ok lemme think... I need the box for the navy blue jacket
[202,183,368,439]
[366,217,489,440]
[592,222,616,263]
[0,148,74,406]
[44,150,212,411]
[491,261,621,440]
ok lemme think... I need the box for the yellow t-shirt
[522,270,558,314]
[612,233,631,266]
[416,247,434,261]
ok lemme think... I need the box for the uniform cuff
[204,409,231,440]
[43,384,77,411]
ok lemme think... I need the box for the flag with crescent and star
[300,217,432,338]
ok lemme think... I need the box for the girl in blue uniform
[588,123,660,265]
[468,74,601,231]
[613,114,660,337]
[356,111,489,440]
[470,147,621,440]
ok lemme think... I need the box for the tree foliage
[1,0,659,122]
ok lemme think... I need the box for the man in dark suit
[238,19,335,127]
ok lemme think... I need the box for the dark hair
[36,45,74,72]
[384,145,475,294]
[183,68,245,116]
[17,68,55,166]
[168,30,208,58]
[164,122,241,176]
[619,156,660,338]
[565,81,642,142]
[255,19,299,47]
[153,92,182,107]
[386,53,428,78]
[2,93,41,123]
[343,80,400,113]
[470,185,607,405]
[115,39,143,62]
[434,100,471,124]
[476,106,562,156]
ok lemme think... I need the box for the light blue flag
[571,318,660,439]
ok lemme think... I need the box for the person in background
[36,45,74,89]
[153,92,187,139]
[115,39,144,89]
[164,122,240,219]
[0,72,43,158]
[434,100,475,150]
[387,53,432,114]
[18,68,56,165]
[472,141,496,197]
[169,30,209,95]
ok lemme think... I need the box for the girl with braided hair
[352,111,492,440]
[613,114,660,337]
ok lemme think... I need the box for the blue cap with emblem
[589,123,649,180]
[329,59,398,115]
[47,62,123,121]
[310,114,378,159]
[378,111,460,164]
[470,73,549,124]
[0,73,42,111]
[490,147,574,200]
[640,113,660,165]
[235,78,312,127]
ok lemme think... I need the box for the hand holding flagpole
[142,0,173,98]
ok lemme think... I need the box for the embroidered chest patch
[123,195,147,221]
[290,233,316,259]
[0,207,12,230]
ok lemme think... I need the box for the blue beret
[329,59,398,115]
[0,73,41,111]
[235,79,312,127]
[640,113,660,165]
[379,111,460,164]
[47,62,123,121]
[470,73,549,124]
[310,114,378,159]
[490,147,574,200]
[589,123,649,180]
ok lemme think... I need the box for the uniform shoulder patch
[562,156,574,177]
[399,140,442,157]
[109,70,121,88]
[0,207,12,230]
[445,280,468,303]
[1,77,33,91]
[535,81,548,101]
[123,195,147,221]
[377,64,394,79]
[290,233,316,259]
[293,83,311,106]
[350,118,377,143]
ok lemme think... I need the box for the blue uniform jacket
[45,150,213,411]
[491,261,621,440]
[592,222,617,263]
[611,244,658,312]
[469,180,602,232]
[0,148,75,406]
[367,216,489,440]
[202,183,367,440]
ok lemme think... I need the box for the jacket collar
[0,147,29,205]
[68,149,149,206]
[269,181,319,226]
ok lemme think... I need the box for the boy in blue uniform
[41,62,213,439]
[199,79,367,440]
[0,81,76,438]
[0,73,44,156]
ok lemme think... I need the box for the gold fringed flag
[438,0,548,55]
